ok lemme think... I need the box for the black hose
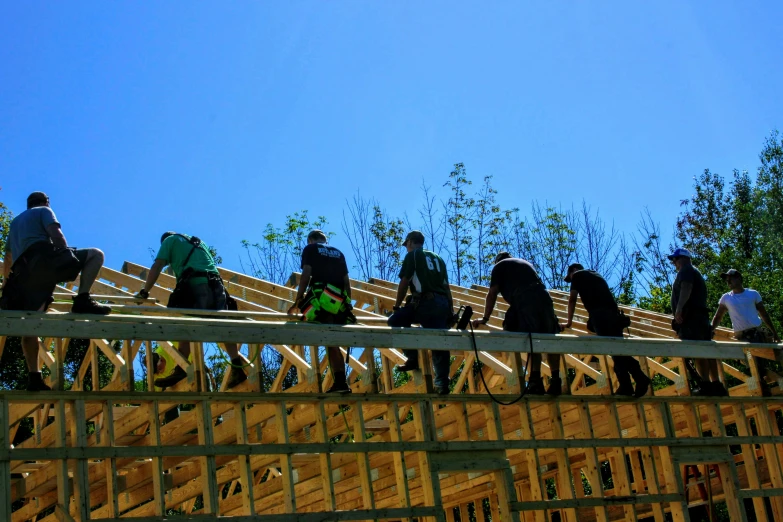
[469,322,534,406]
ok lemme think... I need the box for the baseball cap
[564,263,584,283]
[402,230,425,246]
[667,248,692,261]
[494,252,512,264]
[720,269,742,280]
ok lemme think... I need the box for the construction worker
[135,232,247,389]
[389,231,454,395]
[668,248,725,396]
[287,230,355,393]
[1,191,110,391]
[712,268,779,395]
[562,263,651,397]
[144,346,185,421]
[472,252,562,395]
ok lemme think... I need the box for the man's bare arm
[675,281,693,323]
[142,259,167,294]
[46,223,67,248]
[711,304,728,330]
[756,302,780,341]
[564,286,579,328]
[288,265,312,314]
[343,274,352,300]
[473,285,499,327]
[395,276,410,308]
[2,249,11,282]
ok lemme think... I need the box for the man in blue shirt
[1,192,110,391]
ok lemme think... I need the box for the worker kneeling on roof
[135,232,247,389]
[472,252,562,395]
[288,229,356,394]
[1,192,110,391]
[562,263,651,398]
[389,231,454,396]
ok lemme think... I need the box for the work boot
[614,383,635,397]
[435,379,451,396]
[26,372,51,392]
[710,381,729,397]
[396,360,420,372]
[633,374,651,398]
[326,381,352,394]
[526,377,546,395]
[690,383,711,397]
[225,368,247,389]
[154,366,187,389]
[546,377,562,397]
[72,294,111,315]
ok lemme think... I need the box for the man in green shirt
[136,232,246,389]
[388,231,454,394]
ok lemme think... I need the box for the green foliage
[241,211,330,285]
[342,192,405,282]
[443,163,475,286]
[670,131,783,334]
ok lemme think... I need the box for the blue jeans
[387,294,451,388]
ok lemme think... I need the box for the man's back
[8,207,59,262]
[400,248,449,295]
[489,258,540,301]
[672,264,708,313]
[302,243,349,288]
[156,234,218,282]
[570,270,617,314]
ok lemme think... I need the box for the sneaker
[26,373,51,392]
[546,377,562,397]
[226,369,248,389]
[154,366,187,388]
[615,383,635,397]
[72,294,111,315]
[396,360,420,372]
[633,374,651,398]
[326,381,352,394]
[526,378,546,395]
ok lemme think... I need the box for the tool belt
[404,291,441,310]
[167,269,224,309]
[737,325,773,344]
[301,282,352,322]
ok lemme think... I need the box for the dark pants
[504,285,561,376]
[590,308,644,387]
[387,294,451,388]
[1,243,94,312]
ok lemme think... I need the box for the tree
[442,163,475,286]
[241,211,329,285]
[417,179,446,255]
[469,175,503,286]
[341,192,405,282]
[528,203,577,290]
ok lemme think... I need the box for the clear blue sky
[2,2,781,273]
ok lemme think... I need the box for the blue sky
[1,1,781,273]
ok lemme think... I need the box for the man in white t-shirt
[711,269,779,396]
[711,269,779,343]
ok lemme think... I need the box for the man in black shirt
[472,253,562,395]
[669,248,725,396]
[562,263,650,397]
[288,230,355,393]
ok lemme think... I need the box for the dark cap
[494,252,512,264]
[564,263,584,283]
[720,269,742,280]
[26,191,49,209]
[161,231,176,243]
[402,230,425,246]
